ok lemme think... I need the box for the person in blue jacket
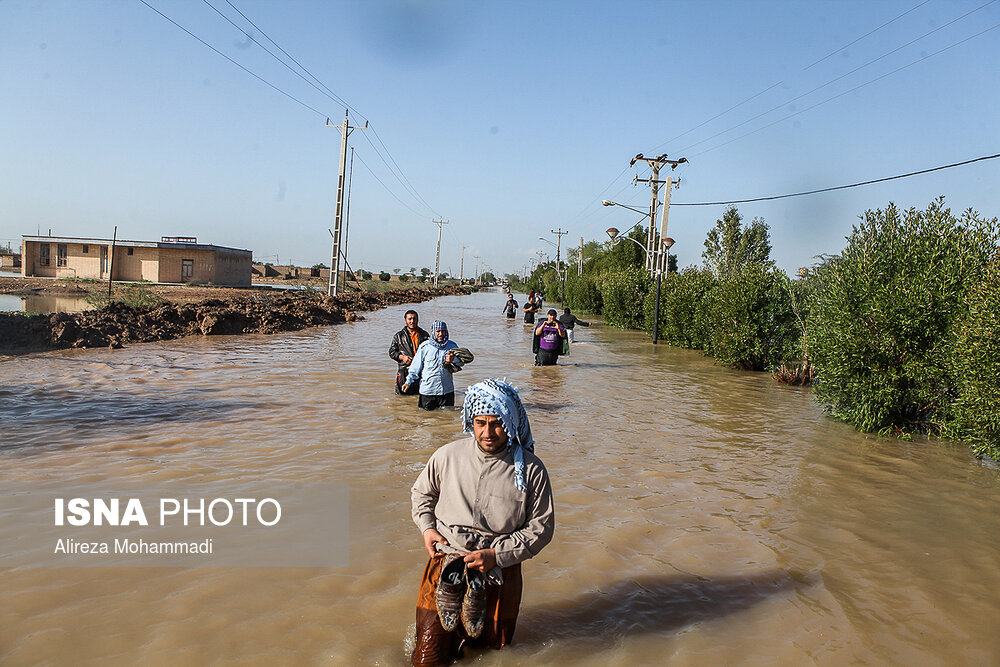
[402,320,464,410]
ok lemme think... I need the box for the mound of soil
[0,286,471,354]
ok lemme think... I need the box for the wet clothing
[406,339,463,401]
[418,392,455,411]
[412,437,555,569]
[558,313,589,344]
[413,556,522,667]
[389,326,429,394]
[534,321,565,365]
[410,383,553,665]
[522,301,537,324]
[502,298,518,319]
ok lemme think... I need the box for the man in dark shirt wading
[389,310,429,394]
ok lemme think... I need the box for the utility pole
[551,228,568,302]
[578,236,584,276]
[650,160,686,344]
[459,245,466,284]
[432,218,448,287]
[474,255,481,285]
[326,110,367,296]
[631,154,687,276]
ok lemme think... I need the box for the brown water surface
[1,290,997,665]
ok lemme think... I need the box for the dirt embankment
[0,285,472,354]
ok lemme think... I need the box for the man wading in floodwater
[389,310,429,395]
[403,320,463,410]
[410,379,555,666]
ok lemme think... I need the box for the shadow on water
[515,570,815,648]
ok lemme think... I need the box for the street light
[602,200,649,216]
[605,228,676,345]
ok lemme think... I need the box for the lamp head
[606,227,620,240]
[602,200,613,207]
[662,237,675,250]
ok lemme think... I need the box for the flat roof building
[21,235,252,286]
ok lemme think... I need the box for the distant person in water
[389,310,429,395]
[522,291,539,325]
[502,294,518,319]
[557,308,590,344]
[403,320,463,410]
[533,310,566,366]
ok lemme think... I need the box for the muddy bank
[0,285,473,354]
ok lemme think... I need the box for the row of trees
[509,198,999,459]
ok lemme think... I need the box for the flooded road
[1,290,998,665]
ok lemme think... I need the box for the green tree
[948,260,1000,458]
[703,206,772,278]
[807,198,998,434]
[420,267,431,277]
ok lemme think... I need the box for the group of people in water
[388,294,565,665]
[390,292,594,412]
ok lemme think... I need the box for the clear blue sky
[2,0,998,278]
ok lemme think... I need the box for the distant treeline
[508,198,999,460]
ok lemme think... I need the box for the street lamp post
[605,227,675,345]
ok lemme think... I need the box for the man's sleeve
[406,346,425,385]
[490,461,555,568]
[388,333,401,361]
[411,454,440,534]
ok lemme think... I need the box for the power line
[803,0,934,70]
[679,2,997,156]
[142,0,441,222]
[690,21,1000,158]
[672,153,1000,206]
[352,152,428,218]
[219,0,361,120]
[137,0,327,118]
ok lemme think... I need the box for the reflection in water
[0,290,998,665]
[0,293,93,313]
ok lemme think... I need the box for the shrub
[565,273,603,314]
[86,285,166,310]
[415,275,426,283]
[704,264,799,370]
[643,266,716,350]
[398,274,409,282]
[379,271,391,282]
[947,260,1000,459]
[601,267,652,329]
[807,198,998,433]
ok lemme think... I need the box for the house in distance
[20,235,252,286]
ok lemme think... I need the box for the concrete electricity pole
[474,255,481,284]
[326,110,367,296]
[432,218,448,287]
[578,236,584,276]
[459,245,466,284]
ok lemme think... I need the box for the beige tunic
[411,436,555,569]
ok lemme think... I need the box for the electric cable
[803,0,934,70]
[136,0,327,118]
[678,1,997,156]
[689,21,1000,158]
[671,153,1000,206]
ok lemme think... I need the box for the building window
[39,244,50,266]
[127,247,134,256]
[82,245,89,253]
[57,244,68,267]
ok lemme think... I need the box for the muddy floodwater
[1,290,998,665]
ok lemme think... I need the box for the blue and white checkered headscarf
[462,378,534,492]
[429,320,449,349]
